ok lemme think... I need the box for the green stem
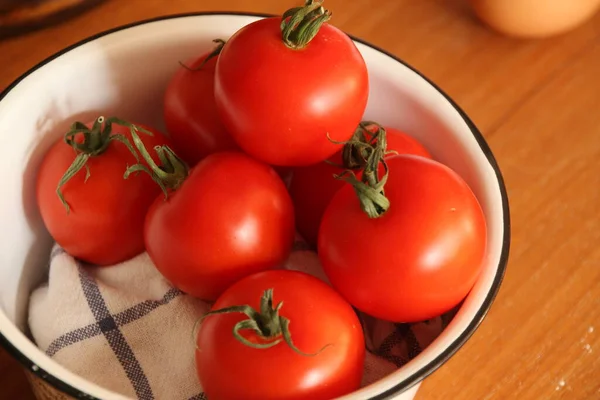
[194,289,330,356]
[57,116,153,213]
[334,121,391,218]
[280,0,332,50]
[124,130,189,198]
[179,38,226,71]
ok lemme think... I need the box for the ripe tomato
[164,41,237,167]
[214,7,369,166]
[196,269,365,400]
[290,126,432,247]
[144,151,295,301]
[36,117,171,265]
[318,155,487,322]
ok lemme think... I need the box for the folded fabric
[29,238,456,400]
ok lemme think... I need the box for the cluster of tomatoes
[35,2,487,399]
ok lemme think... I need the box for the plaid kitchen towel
[29,238,457,400]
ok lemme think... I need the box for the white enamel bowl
[0,13,510,400]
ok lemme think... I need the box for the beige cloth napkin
[29,237,456,400]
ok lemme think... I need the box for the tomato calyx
[124,130,189,199]
[334,121,392,218]
[195,289,330,356]
[281,0,332,50]
[178,39,226,71]
[57,116,152,213]
[341,122,399,170]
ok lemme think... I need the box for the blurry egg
[470,0,600,38]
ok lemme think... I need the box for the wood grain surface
[1,1,599,399]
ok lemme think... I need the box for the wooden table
[1,1,599,399]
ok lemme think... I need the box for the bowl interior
[0,13,508,400]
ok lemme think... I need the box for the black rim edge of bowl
[0,11,511,400]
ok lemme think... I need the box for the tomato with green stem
[125,134,295,301]
[318,128,487,322]
[36,116,171,265]
[214,1,369,166]
[290,122,432,247]
[164,39,238,167]
[195,269,365,400]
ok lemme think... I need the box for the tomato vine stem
[57,116,152,213]
[281,0,331,50]
[178,38,226,71]
[194,289,330,356]
[335,121,392,218]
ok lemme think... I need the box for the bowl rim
[0,11,511,400]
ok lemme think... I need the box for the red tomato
[214,12,369,166]
[318,155,487,322]
[36,118,171,265]
[144,151,295,300]
[196,269,365,400]
[164,44,237,166]
[290,126,432,247]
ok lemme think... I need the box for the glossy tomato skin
[196,270,365,400]
[318,155,487,322]
[164,52,237,166]
[214,17,369,166]
[290,158,342,247]
[290,127,432,247]
[36,123,171,266]
[145,151,295,301]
